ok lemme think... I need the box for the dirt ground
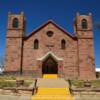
[74,95,100,100]
[0,94,100,100]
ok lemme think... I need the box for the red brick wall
[5,12,24,74]
[23,23,79,79]
[76,14,96,80]
[5,38,22,72]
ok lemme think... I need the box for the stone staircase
[31,74,74,100]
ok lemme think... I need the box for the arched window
[81,19,87,29]
[34,39,39,49]
[61,39,66,49]
[12,18,19,28]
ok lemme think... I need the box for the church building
[5,12,96,80]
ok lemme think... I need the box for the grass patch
[70,80,84,88]
[91,80,100,88]
[0,75,34,88]
[0,76,16,80]
[0,80,16,88]
[68,79,100,88]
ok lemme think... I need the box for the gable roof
[24,20,77,40]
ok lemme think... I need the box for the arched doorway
[42,56,58,74]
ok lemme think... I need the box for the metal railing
[32,78,38,95]
[68,79,73,95]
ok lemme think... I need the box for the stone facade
[5,12,96,80]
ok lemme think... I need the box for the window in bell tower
[12,18,19,28]
[81,19,87,29]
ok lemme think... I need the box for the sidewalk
[0,94,31,100]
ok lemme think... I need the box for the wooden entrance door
[42,56,58,74]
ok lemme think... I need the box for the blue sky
[0,0,100,68]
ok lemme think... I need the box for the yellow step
[31,75,74,100]
[43,74,58,78]
[37,88,70,95]
[31,87,74,100]
[31,95,74,100]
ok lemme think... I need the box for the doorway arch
[42,56,58,74]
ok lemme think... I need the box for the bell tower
[5,12,25,74]
[74,12,96,80]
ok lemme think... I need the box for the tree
[95,22,100,29]
[0,56,5,68]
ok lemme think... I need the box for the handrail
[68,79,73,95]
[32,78,38,95]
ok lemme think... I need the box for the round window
[47,31,54,37]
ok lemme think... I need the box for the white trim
[37,51,63,61]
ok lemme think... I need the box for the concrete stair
[43,74,58,78]
[31,88,74,100]
[31,74,74,100]
[37,78,69,88]
[36,88,70,95]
